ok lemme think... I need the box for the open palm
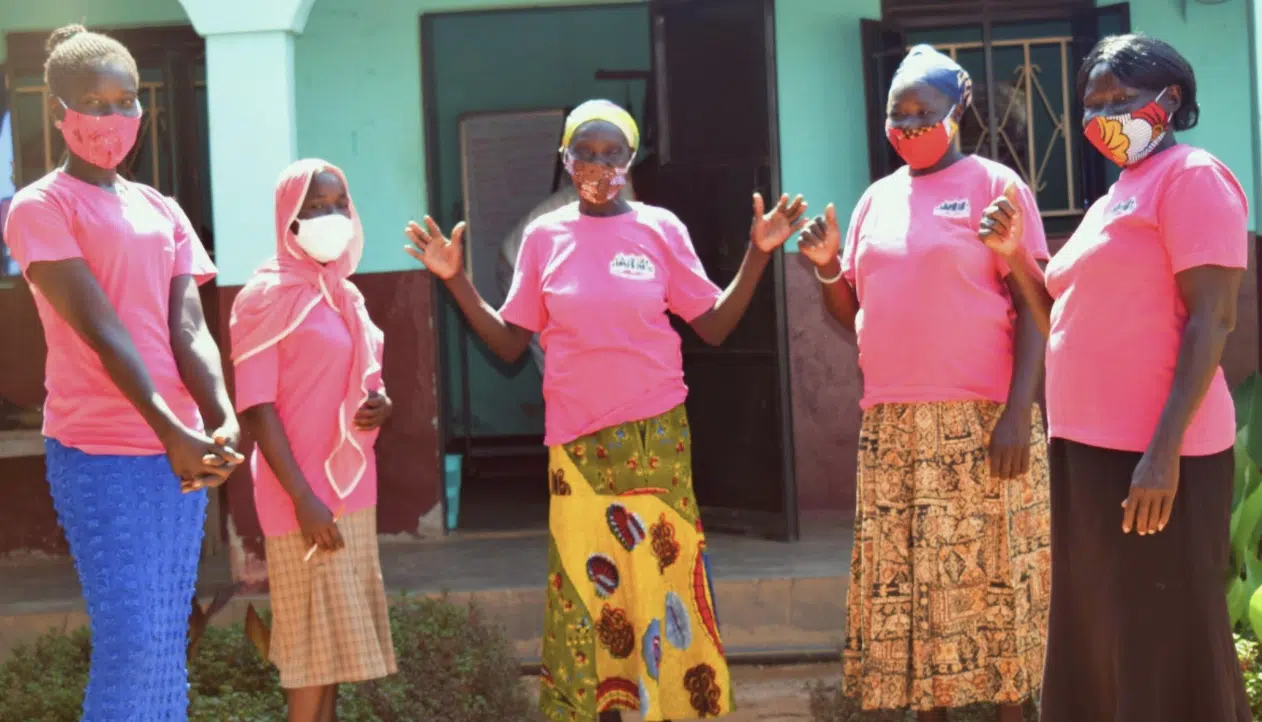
[404,216,465,280]
[750,192,808,253]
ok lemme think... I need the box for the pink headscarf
[229,159,383,500]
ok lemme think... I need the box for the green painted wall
[1118,0,1257,226]
[0,0,189,60]
[773,0,882,253]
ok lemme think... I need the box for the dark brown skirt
[1041,438,1250,722]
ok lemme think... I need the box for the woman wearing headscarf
[798,46,1052,722]
[231,159,396,722]
[979,33,1251,722]
[405,99,805,722]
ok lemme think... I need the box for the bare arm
[815,257,860,332]
[1148,265,1241,456]
[441,272,534,363]
[688,246,772,346]
[241,403,316,504]
[169,274,237,442]
[28,259,185,440]
[1004,250,1054,338]
[1005,265,1047,411]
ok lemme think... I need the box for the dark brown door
[860,19,909,181]
[1071,2,1131,210]
[649,0,798,541]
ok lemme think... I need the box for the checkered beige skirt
[265,506,397,689]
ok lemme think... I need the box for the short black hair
[1077,33,1199,131]
[44,24,139,99]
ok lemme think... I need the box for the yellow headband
[561,100,640,153]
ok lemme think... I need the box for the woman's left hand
[750,192,808,253]
[988,406,1032,480]
[354,390,393,431]
[1123,449,1180,535]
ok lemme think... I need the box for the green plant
[1228,372,1262,636]
[0,595,533,722]
[1235,633,1262,718]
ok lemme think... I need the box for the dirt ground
[526,662,839,721]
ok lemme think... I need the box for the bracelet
[814,260,844,285]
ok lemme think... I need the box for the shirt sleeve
[661,213,722,322]
[839,192,872,289]
[234,344,280,413]
[993,175,1049,278]
[3,192,82,274]
[1159,164,1250,273]
[499,224,548,333]
[166,198,217,286]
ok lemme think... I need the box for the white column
[177,0,317,285]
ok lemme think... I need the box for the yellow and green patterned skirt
[539,404,733,722]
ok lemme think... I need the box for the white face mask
[295,214,354,263]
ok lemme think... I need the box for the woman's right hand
[404,216,466,281]
[978,182,1024,258]
[799,203,843,271]
[162,425,243,492]
[295,492,345,551]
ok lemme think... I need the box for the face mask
[564,149,629,204]
[295,213,354,263]
[55,99,143,170]
[1083,91,1171,168]
[886,110,957,171]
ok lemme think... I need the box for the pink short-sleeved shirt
[3,170,216,455]
[840,156,1050,409]
[1045,145,1248,456]
[500,202,722,446]
[234,301,383,537]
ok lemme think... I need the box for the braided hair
[43,24,139,99]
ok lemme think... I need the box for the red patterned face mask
[564,149,629,204]
[1083,91,1171,168]
[885,111,958,171]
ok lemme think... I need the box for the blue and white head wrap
[892,44,974,109]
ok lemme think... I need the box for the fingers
[422,215,444,243]
[1156,494,1175,532]
[784,194,806,219]
[450,221,467,248]
[824,203,839,230]
[1121,489,1139,534]
[405,220,430,247]
[322,524,346,551]
[752,192,765,218]
[1017,446,1030,477]
[1002,180,1021,207]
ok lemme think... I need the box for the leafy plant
[0,595,533,722]
[1227,372,1262,636]
[1235,633,1262,718]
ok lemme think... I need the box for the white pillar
[177,0,317,286]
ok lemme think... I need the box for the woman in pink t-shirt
[1,25,243,721]
[799,46,1051,722]
[405,100,805,722]
[231,160,397,721]
[981,34,1251,722]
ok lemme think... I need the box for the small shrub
[1237,633,1262,719]
[0,595,533,722]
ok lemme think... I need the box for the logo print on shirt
[933,199,970,218]
[609,252,656,281]
[1106,196,1138,220]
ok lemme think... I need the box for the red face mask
[56,99,142,170]
[885,112,958,171]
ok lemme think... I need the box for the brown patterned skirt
[265,506,397,689]
[842,401,1052,711]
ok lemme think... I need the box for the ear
[46,95,65,128]
[1163,84,1183,114]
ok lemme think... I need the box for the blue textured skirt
[45,438,208,722]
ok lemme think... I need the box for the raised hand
[404,216,466,281]
[750,192,808,253]
[799,203,843,269]
[978,181,1025,258]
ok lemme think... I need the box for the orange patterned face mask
[1083,91,1171,167]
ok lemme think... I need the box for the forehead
[64,57,138,97]
[305,171,346,199]
[888,77,951,108]
[570,121,630,150]
[1083,63,1129,94]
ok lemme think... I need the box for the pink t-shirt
[1045,145,1247,456]
[841,156,1050,409]
[234,301,383,537]
[500,202,722,446]
[4,170,216,455]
